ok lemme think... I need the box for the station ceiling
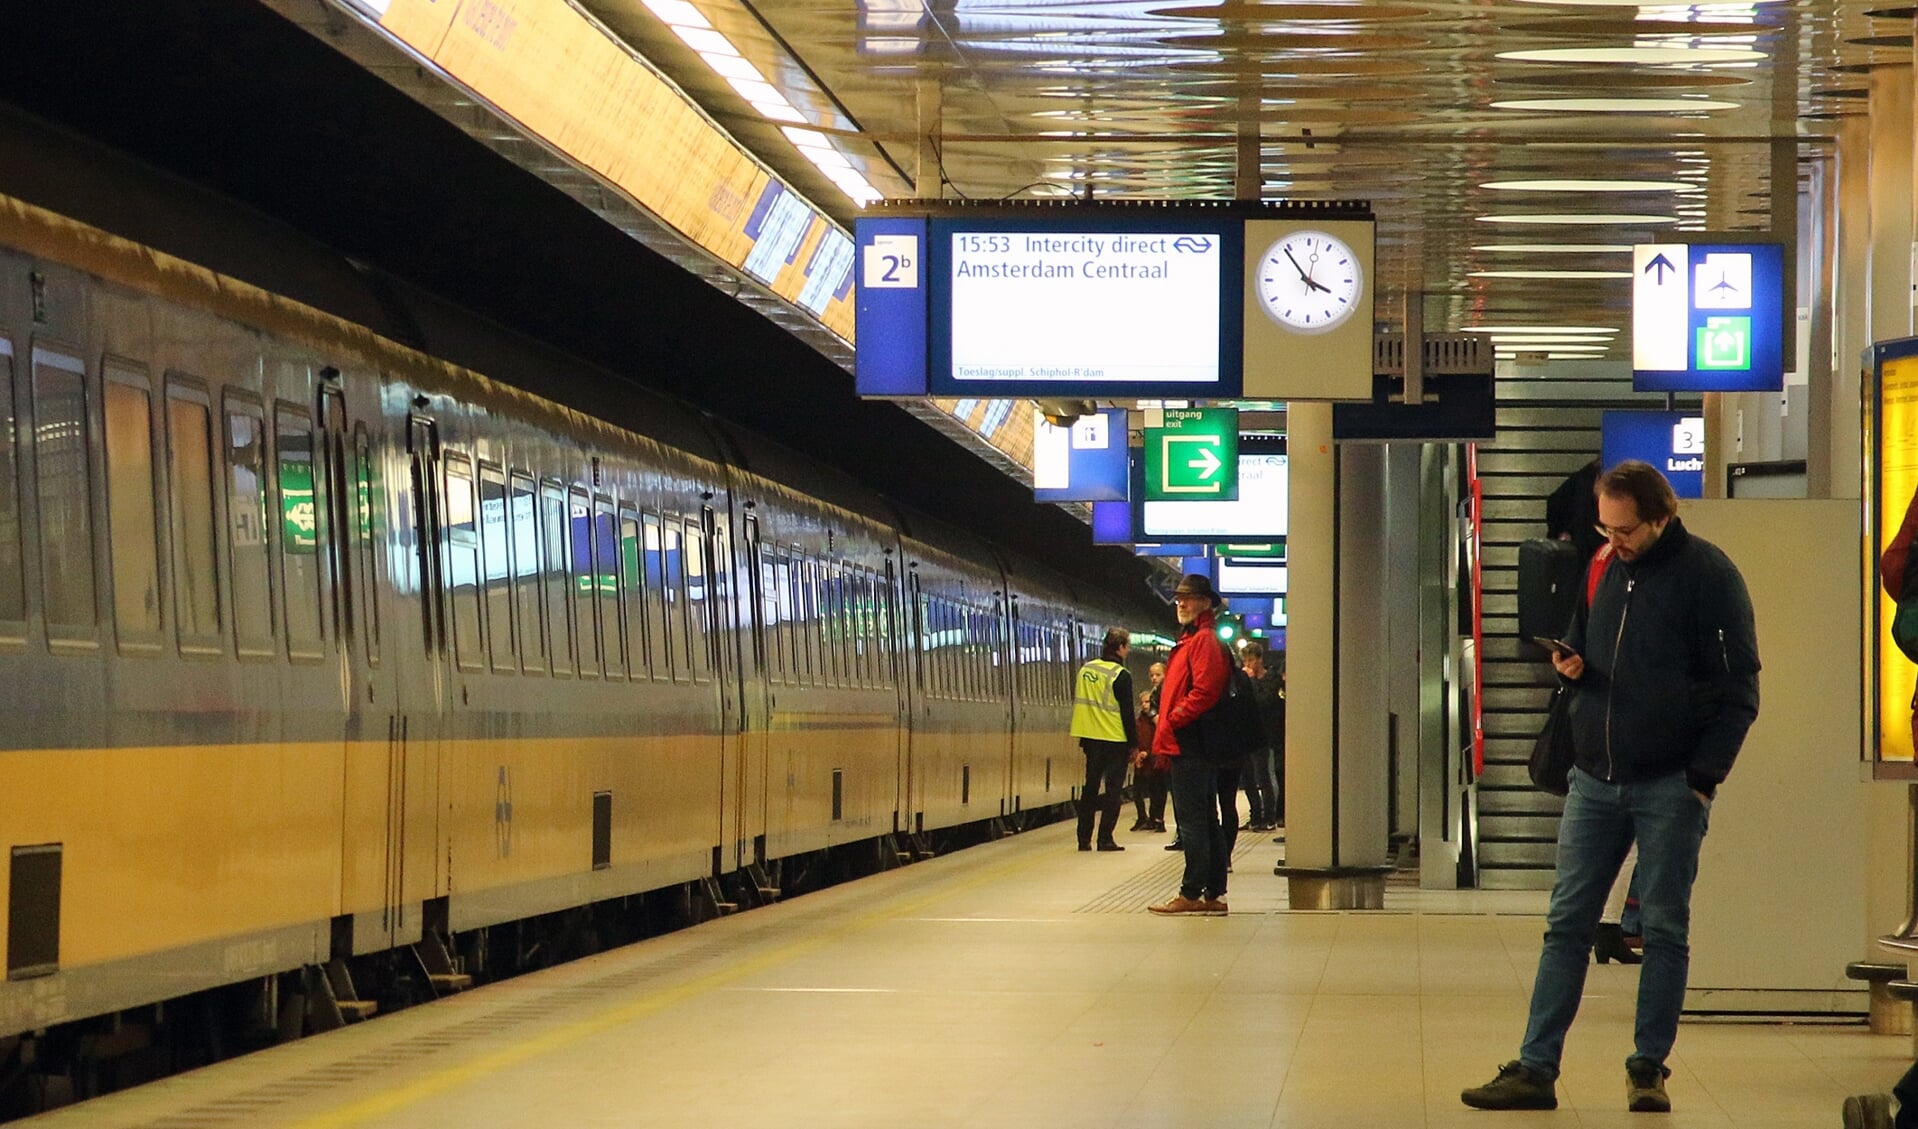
[589,0,1900,351]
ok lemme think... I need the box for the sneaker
[1843,1093,1894,1129]
[1096,841,1125,852]
[1461,1061,1557,1111]
[1201,898,1228,915]
[1148,895,1209,915]
[1626,1057,1670,1113]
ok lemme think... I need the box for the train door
[903,567,926,831]
[397,415,448,909]
[698,506,746,872]
[730,514,771,870]
[886,558,909,836]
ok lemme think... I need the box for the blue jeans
[1519,767,1710,1079]
[1169,757,1228,899]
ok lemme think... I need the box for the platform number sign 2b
[864,235,919,289]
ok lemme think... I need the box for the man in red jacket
[1148,573,1234,916]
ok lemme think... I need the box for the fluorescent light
[643,0,712,28]
[672,25,737,56]
[1477,213,1676,225]
[1481,180,1691,193]
[782,126,832,149]
[701,52,765,82]
[1473,243,1634,253]
[1496,47,1765,64]
[751,98,809,124]
[1491,98,1739,113]
[1469,270,1632,279]
[1468,324,1619,334]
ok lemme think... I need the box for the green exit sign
[1144,408,1238,501]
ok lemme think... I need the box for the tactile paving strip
[1074,835,1277,914]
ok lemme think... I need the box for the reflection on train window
[166,382,223,653]
[540,480,574,677]
[103,367,161,650]
[619,507,643,678]
[757,546,780,683]
[641,513,669,679]
[276,403,324,660]
[771,552,793,685]
[0,340,24,627]
[478,463,513,672]
[596,498,623,680]
[569,486,598,680]
[34,351,97,635]
[802,555,822,688]
[682,519,709,683]
[444,453,483,673]
[225,398,274,658]
[509,471,545,675]
[354,424,380,666]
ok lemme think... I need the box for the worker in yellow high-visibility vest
[1070,627,1138,851]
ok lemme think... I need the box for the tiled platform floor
[20,821,1909,1128]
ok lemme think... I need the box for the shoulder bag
[1528,685,1575,796]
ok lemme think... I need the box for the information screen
[927,217,1244,398]
[1217,558,1287,596]
[1135,441,1287,543]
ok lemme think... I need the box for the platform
[20,825,1908,1128]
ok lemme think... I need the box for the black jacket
[1562,516,1760,797]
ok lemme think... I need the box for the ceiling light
[701,52,765,82]
[1469,270,1632,279]
[1491,98,1738,113]
[1467,324,1619,334]
[1476,213,1677,225]
[1482,179,1690,192]
[672,25,738,56]
[1496,47,1765,64]
[1473,243,1634,253]
[751,98,809,123]
[643,0,712,28]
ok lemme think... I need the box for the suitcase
[1516,538,1583,642]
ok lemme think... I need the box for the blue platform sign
[854,217,930,396]
[1033,408,1129,502]
[1631,242,1785,393]
[1090,500,1135,545]
[1601,411,1705,499]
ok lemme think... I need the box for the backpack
[1203,640,1267,763]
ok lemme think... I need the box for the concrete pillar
[1279,406,1392,908]
[1385,443,1422,842]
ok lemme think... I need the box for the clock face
[1256,230,1364,334]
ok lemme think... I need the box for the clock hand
[1305,277,1332,294]
[1283,247,1311,281]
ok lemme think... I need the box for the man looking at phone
[1463,460,1760,1114]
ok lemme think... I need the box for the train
[0,115,1167,1103]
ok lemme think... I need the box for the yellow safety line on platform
[291,842,1050,1129]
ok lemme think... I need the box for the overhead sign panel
[853,202,1375,401]
[1135,439,1288,544]
[1144,408,1239,501]
[1632,242,1784,392]
[1600,410,1705,499]
[1032,408,1129,502]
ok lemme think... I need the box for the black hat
[1173,573,1221,607]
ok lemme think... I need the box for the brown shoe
[1201,898,1228,915]
[1148,895,1208,915]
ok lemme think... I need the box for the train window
[166,381,223,654]
[619,506,644,678]
[32,350,98,638]
[478,464,514,673]
[353,425,380,667]
[661,519,688,682]
[101,367,161,652]
[683,518,709,683]
[819,560,840,687]
[876,570,895,689]
[540,480,574,678]
[225,396,275,658]
[569,486,599,680]
[850,568,869,688]
[509,471,545,675]
[444,454,484,673]
[0,340,23,629]
[276,404,324,660]
[596,498,623,680]
[757,544,780,684]
[805,556,825,688]
[641,513,669,679]
[771,551,793,685]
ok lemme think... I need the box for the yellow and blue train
[0,119,1163,1100]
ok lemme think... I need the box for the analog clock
[1256,230,1364,334]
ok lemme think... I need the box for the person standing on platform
[1070,628,1138,852]
[1238,641,1282,832]
[1148,574,1234,916]
[1546,456,1605,563]
[1462,460,1760,1114]
[1130,682,1168,833]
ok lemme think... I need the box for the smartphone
[1531,636,1577,656]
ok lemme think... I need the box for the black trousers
[1077,742,1130,845]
